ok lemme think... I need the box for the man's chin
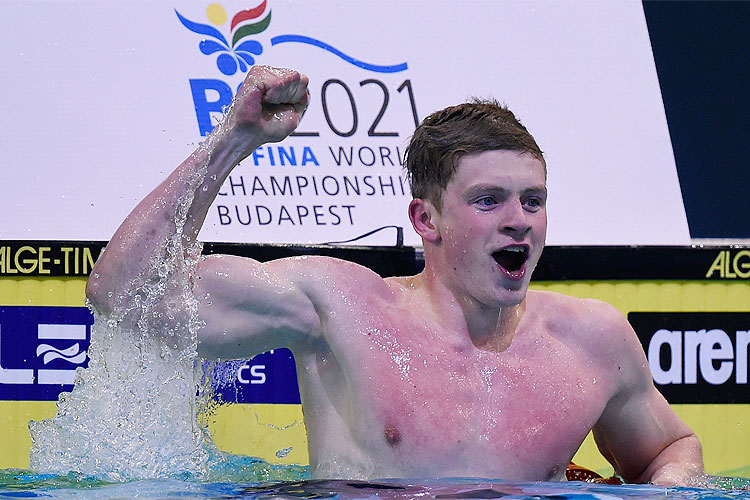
[493,284,529,307]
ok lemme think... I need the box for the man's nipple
[384,425,401,446]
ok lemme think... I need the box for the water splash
[28,152,214,481]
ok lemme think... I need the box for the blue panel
[0,306,93,401]
[210,349,301,404]
[0,306,301,404]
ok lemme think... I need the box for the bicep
[592,311,694,481]
[594,382,693,481]
[193,254,322,360]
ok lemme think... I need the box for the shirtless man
[86,66,704,484]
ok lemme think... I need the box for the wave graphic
[270,35,408,73]
[37,343,87,365]
[231,0,267,30]
[232,13,272,47]
[175,10,230,47]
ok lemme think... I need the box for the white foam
[29,156,214,481]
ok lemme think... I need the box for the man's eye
[476,196,496,207]
[524,198,544,210]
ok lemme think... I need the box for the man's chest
[326,314,611,473]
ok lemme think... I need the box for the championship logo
[176,2,268,76]
[176,1,407,76]
[177,1,418,245]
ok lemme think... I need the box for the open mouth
[492,246,528,275]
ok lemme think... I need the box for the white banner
[0,1,690,246]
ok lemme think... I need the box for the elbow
[636,434,705,485]
[85,266,114,316]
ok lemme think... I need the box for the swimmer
[86,65,704,485]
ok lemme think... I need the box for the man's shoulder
[198,253,390,296]
[528,289,622,320]
[269,254,393,295]
[527,289,631,341]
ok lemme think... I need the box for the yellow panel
[676,404,750,475]
[590,282,616,305]
[721,282,750,310]
[65,279,87,307]
[17,279,41,306]
[0,401,57,469]
[573,404,750,477]
[532,281,750,313]
[635,282,660,311]
[0,279,18,305]
[0,277,87,307]
[537,281,750,476]
[613,282,638,312]
[208,403,309,465]
[0,276,88,469]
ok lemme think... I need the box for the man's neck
[467,301,526,352]
[415,268,527,352]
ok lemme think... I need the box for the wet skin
[193,151,696,481]
[290,279,615,480]
[88,66,703,484]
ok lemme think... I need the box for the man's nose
[500,200,531,235]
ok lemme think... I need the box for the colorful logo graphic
[0,306,93,401]
[176,1,270,75]
[177,1,408,74]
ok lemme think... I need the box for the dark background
[642,1,749,239]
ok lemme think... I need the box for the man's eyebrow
[464,183,514,193]
[463,184,547,197]
[522,185,548,196]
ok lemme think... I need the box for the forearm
[635,434,704,486]
[86,66,308,317]
[86,127,258,314]
[110,128,254,252]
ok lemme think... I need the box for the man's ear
[408,198,441,243]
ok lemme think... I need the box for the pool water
[1,469,749,500]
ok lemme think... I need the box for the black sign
[629,312,749,404]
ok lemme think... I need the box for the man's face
[431,149,547,308]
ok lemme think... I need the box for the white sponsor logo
[648,328,749,385]
[0,323,88,385]
[238,364,266,385]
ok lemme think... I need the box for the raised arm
[592,307,704,485]
[86,66,309,318]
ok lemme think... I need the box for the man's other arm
[591,306,704,485]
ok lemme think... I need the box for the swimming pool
[2,470,749,500]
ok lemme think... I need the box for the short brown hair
[405,99,545,210]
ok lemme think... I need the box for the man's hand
[221,65,310,149]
